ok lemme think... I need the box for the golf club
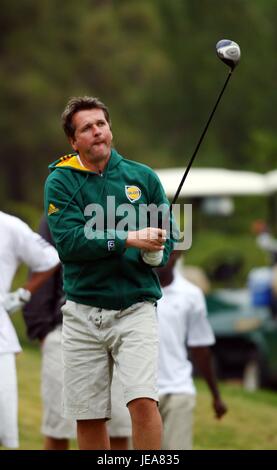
[169,39,241,211]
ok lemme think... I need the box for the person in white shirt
[0,211,60,449]
[156,251,227,450]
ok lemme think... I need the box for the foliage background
[1,0,277,205]
[2,0,277,279]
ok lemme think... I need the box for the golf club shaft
[169,69,233,211]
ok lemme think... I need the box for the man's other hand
[2,288,31,315]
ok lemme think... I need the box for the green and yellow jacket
[44,149,175,310]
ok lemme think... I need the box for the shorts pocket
[61,300,76,317]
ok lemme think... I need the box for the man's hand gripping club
[126,227,166,267]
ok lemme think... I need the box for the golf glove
[141,249,163,267]
[2,288,31,315]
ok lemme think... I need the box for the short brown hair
[61,96,111,138]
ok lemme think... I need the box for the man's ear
[69,136,77,152]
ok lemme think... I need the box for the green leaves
[2,0,277,204]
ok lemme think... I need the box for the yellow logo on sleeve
[48,203,59,215]
[125,185,141,203]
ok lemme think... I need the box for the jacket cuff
[107,231,128,254]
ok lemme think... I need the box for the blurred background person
[251,219,277,316]
[24,216,131,450]
[156,250,227,450]
[0,210,60,449]
[252,219,277,264]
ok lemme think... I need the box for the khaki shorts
[42,326,131,438]
[61,301,159,420]
[41,326,76,439]
[159,393,196,450]
[108,372,131,437]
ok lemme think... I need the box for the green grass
[194,379,277,450]
[17,348,43,450]
[16,347,78,450]
[2,347,275,450]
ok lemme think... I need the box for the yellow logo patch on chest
[125,185,141,203]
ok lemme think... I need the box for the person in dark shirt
[24,216,131,450]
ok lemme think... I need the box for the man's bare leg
[77,419,110,450]
[128,398,162,450]
[44,437,69,450]
[110,437,129,450]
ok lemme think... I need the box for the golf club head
[216,39,241,70]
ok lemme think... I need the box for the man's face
[69,108,113,163]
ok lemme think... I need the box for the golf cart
[157,167,277,390]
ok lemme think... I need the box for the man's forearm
[190,347,220,399]
[24,267,59,295]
